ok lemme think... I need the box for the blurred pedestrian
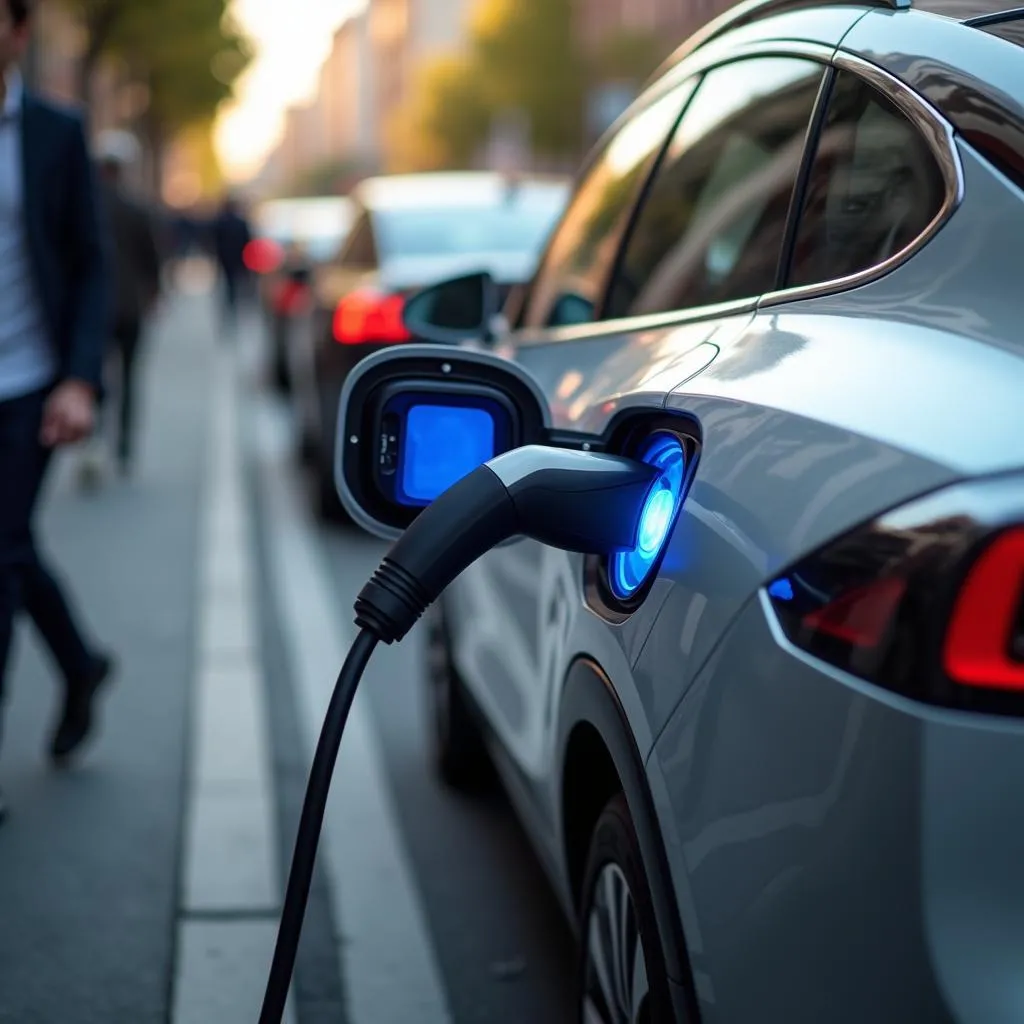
[0,0,115,818]
[77,129,162,486]
[211,192,252,334]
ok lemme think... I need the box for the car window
[520,78,698,331]
[786,71,947,288]
[339,212,377,268]
[604,57,825,320]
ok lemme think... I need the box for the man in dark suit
[0,0,115,818]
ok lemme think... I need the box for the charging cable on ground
[258,446,662,1023]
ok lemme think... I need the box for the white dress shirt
[0,67,57,402]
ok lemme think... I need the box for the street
[0,270,575,1024]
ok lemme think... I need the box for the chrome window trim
[759,50,965,309]
[655,37,835,95]
[513,45,831,348]
[514,295,759,349]
[516,43,963,347]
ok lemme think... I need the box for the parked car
[246,195,356,391]
[405,1,1024,1021]
[290,171,570,520]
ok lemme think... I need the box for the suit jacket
[20,92,109,390]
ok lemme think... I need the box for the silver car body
[441,3,1024,1021]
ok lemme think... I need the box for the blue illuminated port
[609,433,686,600]
[400,403,497,504]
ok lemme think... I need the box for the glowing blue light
[609,434,686,600]
[768,577,794,601]
[638,486,674,556]
[401,404,496,503]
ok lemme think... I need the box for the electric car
[407,2,1024,1021]
[289,171,569,521]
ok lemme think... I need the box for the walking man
[211,192,252,334]
[0,0,114,819]
[79,129,161,482]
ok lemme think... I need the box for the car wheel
[425,604,490,791]
[579,792,677,1024]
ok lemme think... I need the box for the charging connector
[355,445,658,643]
[259,445,660,1023]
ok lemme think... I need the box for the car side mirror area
[402,272,501,345]
[335,344,552,541]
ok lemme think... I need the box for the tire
[425,604,491,791]
[578,792,678,1024]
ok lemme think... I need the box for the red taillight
[244,238,284,275]
[767,488,1024,715]
[943,529,1024,690]
[332,288,411,345]
[800,577,907,649]
[272,279,310,316]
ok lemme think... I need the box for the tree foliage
[385,53,490,172]
[469,0,585,158]
[62,0,252,133]
[390,0,665,173]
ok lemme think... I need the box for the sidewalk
[0,281,285,1023]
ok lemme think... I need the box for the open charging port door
[336,344,553,541]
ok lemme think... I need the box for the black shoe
[49,653,116,764]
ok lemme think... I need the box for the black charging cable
[258,447,658,1023]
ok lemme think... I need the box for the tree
[60,0,252,185]
[385,53,491,172]
[388,0,587,172]
[469,0,586,159]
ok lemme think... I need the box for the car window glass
[605,57,825,319]
[340,213,376,268]
[521,78,697,331]
[787,71,947,288]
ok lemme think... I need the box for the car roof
[656,0,1024,71]
[353,172,571,212]
[638,0,1024,189]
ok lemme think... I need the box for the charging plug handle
[355,446,658,643]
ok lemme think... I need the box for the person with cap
[77,128,162,485]
[0,0,116,820]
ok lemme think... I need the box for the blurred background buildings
[22,0,737,210]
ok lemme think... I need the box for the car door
[447,52,831,813]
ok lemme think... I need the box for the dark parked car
[289,171,569,520]
[246,196,355,392]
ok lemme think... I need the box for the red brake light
[332,289,411,345]
[244,238,284,275]
[943,529,1024,690]
[766,483,1024,716]
[272,279,310,316]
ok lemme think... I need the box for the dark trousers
[221,268,241,331]
[105,318,143,465]
[0,387,95,712]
